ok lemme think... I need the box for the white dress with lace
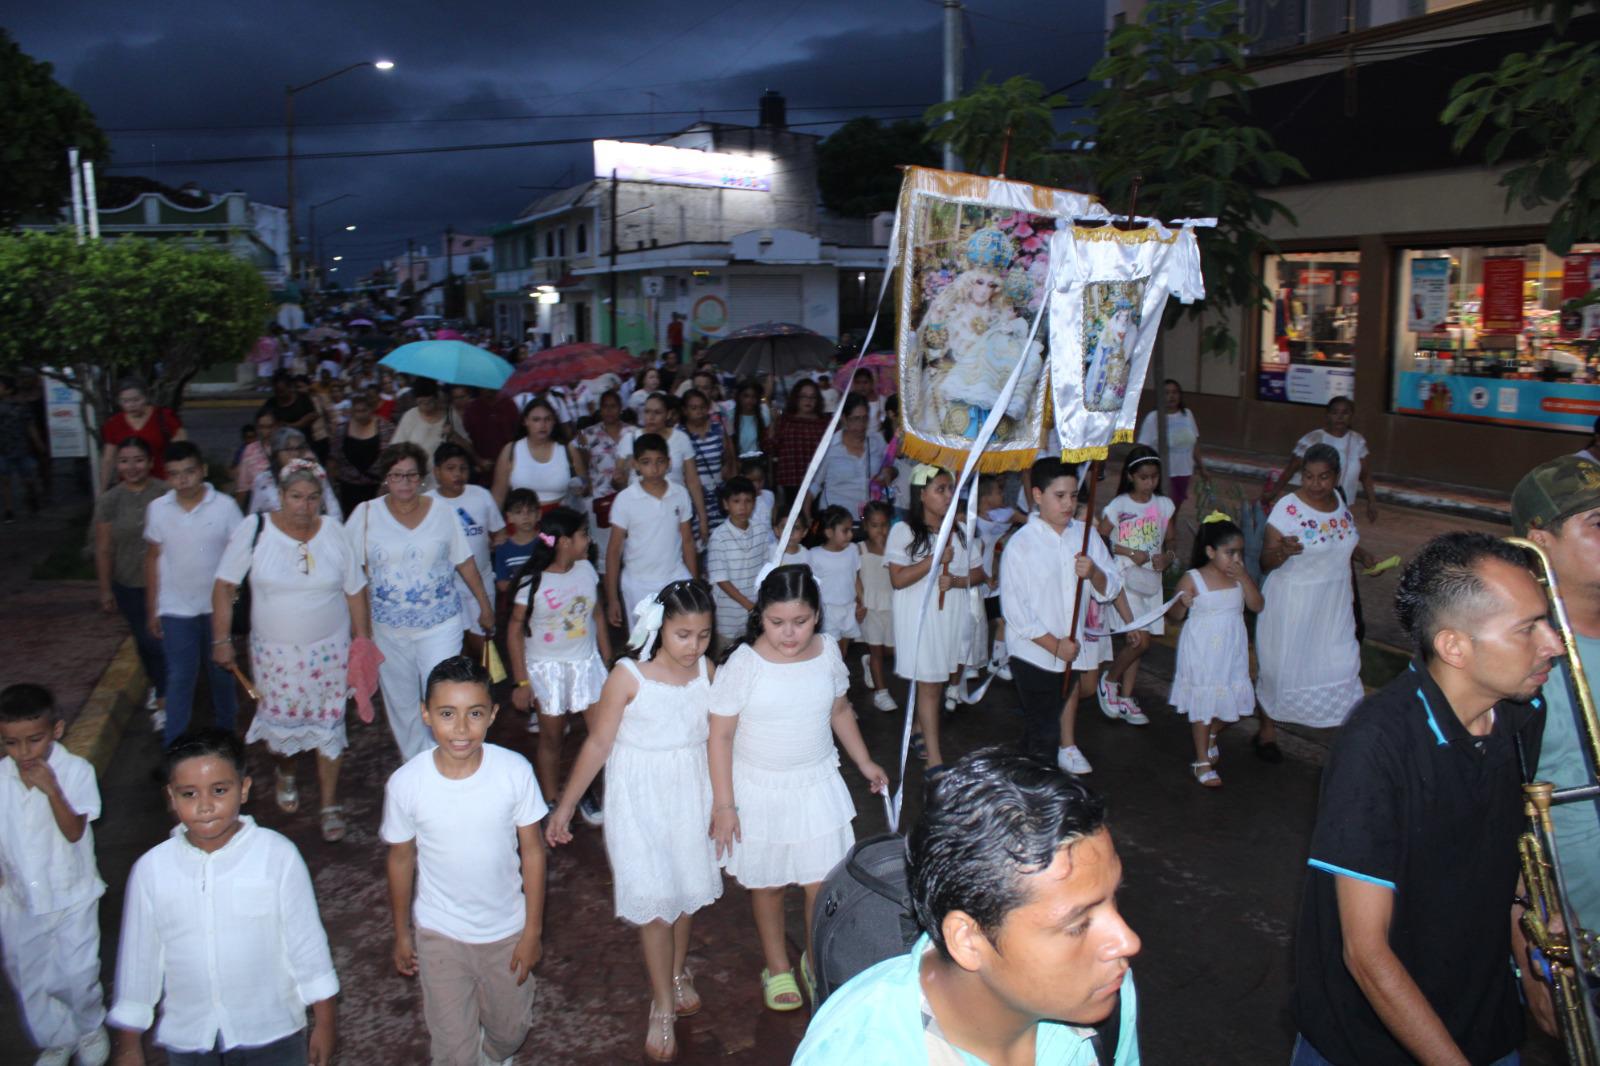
[604,657,724,925]
[710,639,856,888]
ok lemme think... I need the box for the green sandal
[799,951,818,1004]
[761,968,803,1012]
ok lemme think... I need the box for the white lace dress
[711,640,856,888]
[604,657,724,925]
[1255,494,1364,727]
[1169,569,1254,725]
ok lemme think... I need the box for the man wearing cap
[1291,532,1559,1065]
[1513,454,1600,960]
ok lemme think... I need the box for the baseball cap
[1511,455,1600,534]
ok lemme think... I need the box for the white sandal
[1191,761,1222,788]
[645,999,678,1062]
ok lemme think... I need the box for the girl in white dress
[709,566,888,1013]
[1096,445,1177,723]
[506,507,612,804]
[1166,515,1262,788]
[1255,444,1378,754]
[886,465,985,767]
[546,580,722,1064]
[806,505,863,647]
[857,501,897,712]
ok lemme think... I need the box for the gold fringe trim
[1056,430,1135,464]
[900,432,1039,474]
[901,166,1101,216]
[1071,225,1179,245]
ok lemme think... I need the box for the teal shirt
[792,935,1140,1066]
[1537,640,1600,930]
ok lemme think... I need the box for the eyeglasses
[386,471,422,483]
[296,542,315,576]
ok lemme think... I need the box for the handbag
[230,514,266,636]
[1116,554,1164,598]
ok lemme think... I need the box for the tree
[1442,36,1599,256]
[0,230,271,439]
[0,31,109,228]
[1080,0,1305,356]
[817,117,939,216]
[923,75,1068,184]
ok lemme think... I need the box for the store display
[1258,252,1360,404]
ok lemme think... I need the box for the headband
[910,463,944,487]
[1127,456,1161,470]
[279,458,328,483]
[1201,510,1233,525]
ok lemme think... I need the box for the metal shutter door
[727,274,803,330]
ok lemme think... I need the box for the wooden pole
[1062,460,1101,694]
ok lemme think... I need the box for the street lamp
[285,59,395,280]
[307,192,355,292]
[333,255,343,261]
[345,224,357,231]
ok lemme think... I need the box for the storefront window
[1391,243,1600,433]
[1258,251,1360,405]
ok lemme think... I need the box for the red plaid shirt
[773,415,829,488]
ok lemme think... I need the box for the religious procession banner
[894,167,1104,472]
[1046,219,1210,463]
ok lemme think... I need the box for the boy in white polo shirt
[383,656,547,1066]
[110,728,338,1065]
[604,433,695,629]
[143,442,244,746]
[0,683,109,1066]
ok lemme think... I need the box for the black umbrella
[704,322,837,379]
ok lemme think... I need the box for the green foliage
[1442,38,1600,255]
[0,230,271,418]
[817,117,939,216]
[924,75,1069,184]
[1081,0,1305,354]
[0,31,109,228]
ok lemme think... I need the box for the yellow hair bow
[1201,510,1233,525]
[910,463,944,487]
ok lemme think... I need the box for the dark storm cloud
[9,1,1103,273]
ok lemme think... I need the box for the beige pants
[416,927,537,1066]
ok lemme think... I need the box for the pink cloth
[346,637,385,723]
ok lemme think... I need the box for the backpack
[811,833,1124,1066]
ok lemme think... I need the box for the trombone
[1509,535,1600,1065]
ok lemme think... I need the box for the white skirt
[605,741,724,925]
[820,600,861,641]
[860,608,894,647]
[722,754,856,889]
[527,653,607,719]
[891,581,966,682]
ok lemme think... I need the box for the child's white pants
[374,618,466,761]
[0,894,105,1049]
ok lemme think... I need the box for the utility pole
[285,87,297,280]
[608,169,619,347]
[942,0,964,173]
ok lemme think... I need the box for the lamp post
[308,193,355,291]
[285,59,394,281]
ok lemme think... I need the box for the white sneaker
[873,688,898,712]
[35,1047,71,1066]
[1057,745,1093,774]
[1118,698,1150,726]
[993,659,1012,681]
[1096,677,1124,719]
[73,1028,110,1066]
[943,684,960,711]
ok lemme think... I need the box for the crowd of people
[3,336,1594,1066]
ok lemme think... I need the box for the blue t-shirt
[493,537,537,585]
[1537,638,1600,931]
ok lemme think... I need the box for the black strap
[1089,993,1122,1066]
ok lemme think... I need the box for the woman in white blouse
[213,459,368,842]
[346,443,494,761]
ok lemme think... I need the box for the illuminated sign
[593,139,772,192]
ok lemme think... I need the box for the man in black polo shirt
[1291,531,1562,1065]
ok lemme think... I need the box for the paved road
[0,401,1557,1064]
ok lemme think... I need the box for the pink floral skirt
[245,632,351,758]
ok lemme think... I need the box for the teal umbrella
[379,340,511,390]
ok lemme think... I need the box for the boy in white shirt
[110,729,337,1066]
[739,456,776,533]
[705,477,770,650]
[605,434,696,629]
[0,684,109,1066]
[143,442,245,746]
[383,656,547,1066]
[429,442,507,658]
[1001,458,1140,776]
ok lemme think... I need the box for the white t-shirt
[512,561,600,662]
[215,515,366,645]
[380,744,547,944]
[666,427,695,486]
[428,484,506,595]
[609,481,693,585]
[1136,409,1200,478]
[345,497,472,631]
[1292,428,1369,505]
[751,488,775,533]
[807,544,861,608]
[144,487,244,618]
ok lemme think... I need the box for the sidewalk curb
[64,637,146,778]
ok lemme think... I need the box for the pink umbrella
[435,328,464,340]
[347,317,375,328]
[833,351,898,396]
